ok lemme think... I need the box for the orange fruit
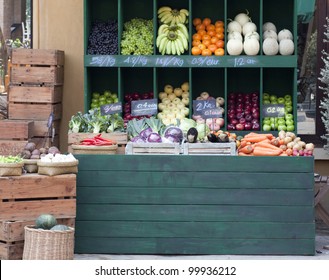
[201,48,212,56]
[195,23,206,31]
[191,46,202,55]
[214,48,225,56]
[215,39,225,48]
[208,44,217,54]
[215,33,225,40]
[193,18,202,26]
[206,24,216,31]
[202,18,211,26]
[192,33,202,41]
[210,36,219,44]
[197,43,206,51]
[202,34,211,41]
[215,20,224,27]
[202,39,211,47]
[215,26,224,34]
[192,39,202,47]
[197,29,207,36]
[207,30,216,37]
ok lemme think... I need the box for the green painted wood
[77,171,313,189]
[75,221,315,239]
[75,155,314,173]
[74,237,315,255]
[77,187,313,206]
[76,204,314,223]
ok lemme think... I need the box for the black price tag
[262,104,285,117]
[100,102,122,115]
[201,108,223,118]
[131,99,158,116]
[193,99,216,115]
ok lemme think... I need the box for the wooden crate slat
[11,65,64,85]
[30,135,59,149]
[76,204,314,223]
[33,120,60,137]
[75,237,315,255]
[0,199,76,220]
[0,174,76,200]
[8,102,62,120]
[9,85,63,103]
[0,140,27,156]
[0,218,75,242]
[183,142,237,155]
[125,142,181,155]
[0,240,24,260]
[11,49,64,66]
[68,132,127,146]
[77,170,314,189]
[0,120,34,140]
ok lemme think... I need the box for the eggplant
[218,133,229,143]
[187,127,198,143]
[207,132,219,143]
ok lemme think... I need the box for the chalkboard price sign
[201,108,223,118]
[123,55,148,67]
[131,99,158,116]
[262,104,285,117]
[155,56,184,67]
[90,56,116,67]
[100,102,122,115]
[193,99,216,115]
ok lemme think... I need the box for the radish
[234,10,251,27]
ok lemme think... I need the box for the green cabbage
[196,123,210,141]
[179,118,196,135]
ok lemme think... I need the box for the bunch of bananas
[158,6,189,25]
[156,23,189,55]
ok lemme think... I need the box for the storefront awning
[297,0,316,23]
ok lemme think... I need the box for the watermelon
[35,214,57,230]
[50,224,70,231]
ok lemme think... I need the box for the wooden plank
[33,120,60,137]
[0,199,76,220]
[0,218,75,242]
[75,154,314,173]
[183,142,236,155]
[77,187,314,206]
[11,49,65,66]
[125,142,181,155]
[0,120,34,140]
[74,237,315,255]
[77,171,314,189]
[0,241,24,260]
[0,140,28,156]
[30,135,59,150]
[68,132,128,146]
[8,85,63,103]
[76,204,314,223]
[8,102,62,120]
[0,174,76,200]
[75,221,315,239]
[11,65,64,85]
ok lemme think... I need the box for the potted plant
[319,18,329,151]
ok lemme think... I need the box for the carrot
[242,135,268,143]
[238,151,254,156]
[258,138,271,144]
[244,133,274,140]
[238,144,253,154]
[254,142,282,151]
[253,146,282,156]
[279,152,288,156]
[270,138,280,147]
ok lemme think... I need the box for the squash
[245,31,260,41]
[227,21,242,34]
[263,30,278,41]
[262,37,279,55]
[279,39,294,55]
[50,224,70,231]
[278,29,293,42]
[242,22,257,36]
[234,11,251,27]
[227,31,243,41]
[262,22,277,33]
[35,214,57,230]
[227,39,243,55]
[243,38,260,55]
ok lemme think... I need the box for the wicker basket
[23,159,38,173]
[71,144,118,154]
[23,225,75,260]
[37,160,79,176]
[0,162,24,177]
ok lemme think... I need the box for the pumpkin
[227,39,243,55]
[35,214,57,230]
[244,38,260,55]
[262,37,279,55]
[279,39,294,55]
[50,224,70,231]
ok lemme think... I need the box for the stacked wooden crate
[0,174,76,260]
[8,49,64,149]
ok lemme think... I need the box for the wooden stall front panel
[74,155,315,255]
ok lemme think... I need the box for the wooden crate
[30,135,59,149]
[0,217,75,260]
[68,132,127,154]
[33,120,60,137]
[0,173,76,221]
[125,142,182,155]
[183,142,237,156]
[8,102,62,120]
[11,49,64,86]
[9,84,63,104]
[0,140,27,156]
[0,120,34,140]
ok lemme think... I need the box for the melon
[35,214,57,230]
[50,224,70,231]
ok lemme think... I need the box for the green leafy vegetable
[0,155,23,163]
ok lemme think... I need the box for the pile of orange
[191,17,225,56]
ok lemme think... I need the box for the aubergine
[207,132,219,143]
[186,127,198,143]
[218,133,229,143]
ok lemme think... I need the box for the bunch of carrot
[238,132,289,156]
